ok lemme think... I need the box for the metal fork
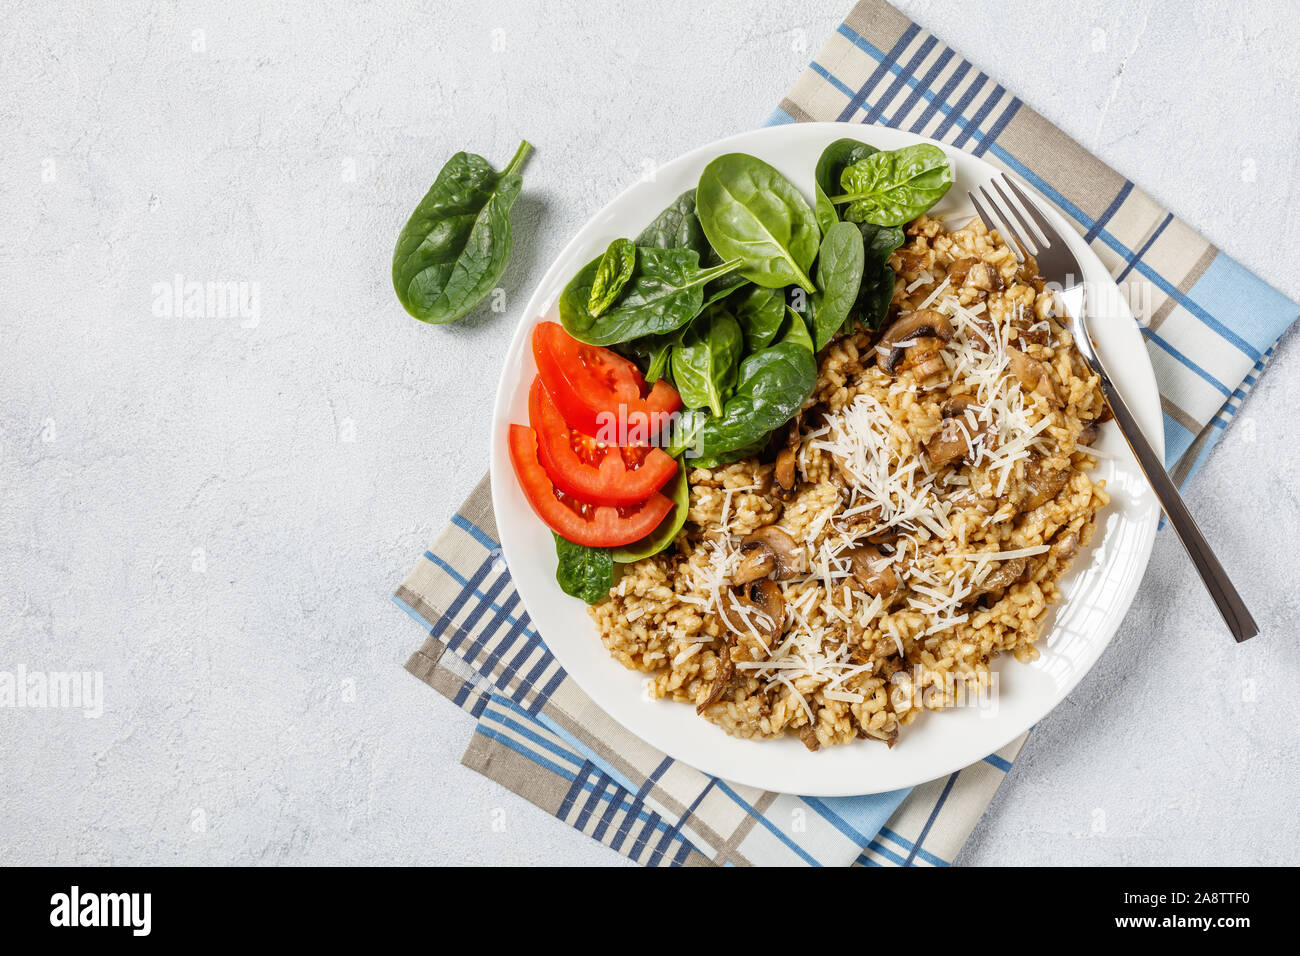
[968,174,1258,642]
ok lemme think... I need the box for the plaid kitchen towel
[394,0,1299,866]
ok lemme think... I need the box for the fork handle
[1090,365,1258,642]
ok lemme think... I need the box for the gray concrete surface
[1,0,1297,866]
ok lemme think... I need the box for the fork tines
[968,175,1054,262]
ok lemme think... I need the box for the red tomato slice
[528,377,677,506]
[507,425,673,548]
[532,321,680,439]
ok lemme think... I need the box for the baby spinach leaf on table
[553,533,614,605]
[731,285,785,352]
[587,238,636,317]
[392,140,532,323]
[696,153,821,293]
[671,306,743,417]
[637,189,747,305]
[609,461,689,563]
[688,341,817,459]
[814,138,879,234]
[808,221,865,350]
[832,144,953,226]
[850,222,905,332]
[559,247,743,347]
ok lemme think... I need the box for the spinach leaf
[553,533,614,605]
[814,138,879,234]
[850,222,905,332]
[643,334,674,383]
[559,247,743,347]
[587,238,635,317]
[637,189,707,251]
[780,304,815,354]
[701,272,748,307]
[731,285,785,352]
[808,221,865,350]
[392,140,532,323]
[662,414,702,460]
[689,341,817,459]
[609,461,689,563]
[638,189,747,305]
[671,306,743,416]
[612,330,672,383]
[696,153,820,293]
[833,144,953,226]
[853,262,897,333]
[860,221,906,263]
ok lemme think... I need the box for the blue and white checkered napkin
[394,0,1299,866]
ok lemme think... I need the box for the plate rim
[488,121,1163,796]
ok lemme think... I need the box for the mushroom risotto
[589,214,1110,750]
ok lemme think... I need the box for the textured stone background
[2,0,1297,866]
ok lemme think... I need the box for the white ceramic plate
[490,123,1162,796]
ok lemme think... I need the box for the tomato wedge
[508,425,673,547]
[528,377,677,506]
[532,321,680,439]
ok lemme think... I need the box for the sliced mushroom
[772,412,804,499]
[858,723,900,748]
[733,525,800,584]
[845,544,901,598]
[835,502,884,538]
[945,256,978,287]
[1077,420,1101,445]
[979,556,1026,592]
[1050,531,1080,562]
[866,525,901,545]
[945,394,980,417]
[894,336,948,381]
[845,514,900,546]
[830,451,860,488]
[966,260,1004,292]
[946,256,1004,294]
[717,578,786,659]
[925,417,970,466]
[1006,346,1057,402]
[773,447,797,497]
[1022,465,1069,510]
[924,395,988,466]
[798,724,821,752]
[732,543,776,585]
[1012,318,1050,347]
[876,309,954,374]
[892,248,927,273]
[701,578,787,713]
[696,646,734,714]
